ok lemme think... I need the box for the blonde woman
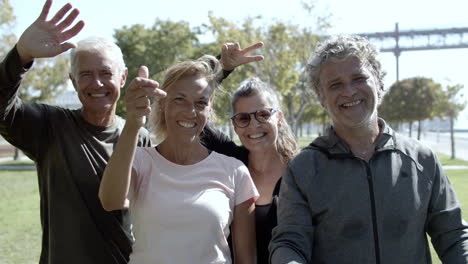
[99,57,258,264]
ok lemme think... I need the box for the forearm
[99,122,140,211]
[232,198,256,264]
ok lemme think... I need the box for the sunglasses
[230,108,278,128]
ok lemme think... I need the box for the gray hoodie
[269,119,468,264]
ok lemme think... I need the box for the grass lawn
[0,170,40,264]
[0,144,466,263]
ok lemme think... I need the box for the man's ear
[120,68,128,88]
[69,73,78,91]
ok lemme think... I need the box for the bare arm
[16,0,84,66]
[232,198,257,264]
[99,66,165,211]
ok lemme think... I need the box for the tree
[0,0,16,58]
[1,0,71,159]
[19,55,70,102]
[380,77,443,139]
[205,5,329,136]
[114,20,200,116]
[435,83,466,159]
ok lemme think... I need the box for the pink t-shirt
[128,147,258,264]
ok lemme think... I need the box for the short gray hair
[70,37,126,77]
[306,35,386,104]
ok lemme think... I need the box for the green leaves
[114,20,199,117]
[379,77,466,124]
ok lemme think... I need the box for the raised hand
[220,42,264,71]
[16,0,85,65]
[125,66,166,128]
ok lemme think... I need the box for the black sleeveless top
[255,178,281,264]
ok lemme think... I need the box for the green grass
[0,149,466,263]
[429,170,468,264]
[0,159,35,166]
[436,152,468,166]
[0,170,40,264]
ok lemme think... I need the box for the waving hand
[16,0,85,65]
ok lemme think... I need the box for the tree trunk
[417,120,422,140]
[14,147,19,160]
[450,115,456,159]
[409,122,413,138]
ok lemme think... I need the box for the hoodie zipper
[365,163,381,264]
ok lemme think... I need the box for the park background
[1,0,468,263]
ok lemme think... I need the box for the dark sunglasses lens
[256,109,272,122]
[234,114,251,127]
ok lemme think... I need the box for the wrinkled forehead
[74,49,119,70]
[319,56,372,83]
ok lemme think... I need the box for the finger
[57,42,77,54]
[244,55,264,63]
[242,41,264,54]
[56,8,80,31]
[128,79,159,92]
[139,65,149,78]
[60,20,85,42]
[234,42,241,50]
[221,43,229,59]
[139,87,166,98]
[132,96,152,108]
[38,0,53,20]
[49,3,73,25]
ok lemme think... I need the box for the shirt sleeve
[234,164,259,206]
[269,164,312,264]
[426,153,468,263]
[0,46,49,160]
[201,125,249,165]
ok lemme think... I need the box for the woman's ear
[277,110,284,127]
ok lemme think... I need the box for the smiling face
[232,94,280,153]
[162,75,213,143]
[318,56,379,131]
[70,50,127,121]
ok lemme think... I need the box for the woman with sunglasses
[230,77,299,264]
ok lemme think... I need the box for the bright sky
[9,0,468,127]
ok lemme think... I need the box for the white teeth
[178,121,196,128]
[342,100,361,107]
[249,133,265,139]
[90,93,106,98]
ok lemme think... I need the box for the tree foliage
[437,83,466,159]
[19,55,70,102]
[0,0,16,58]
[380,77,445,139]
[114,20,200,116]
[204,9,328,134]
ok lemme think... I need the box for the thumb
[138,65,149,78]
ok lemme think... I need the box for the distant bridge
[356,23,468,82]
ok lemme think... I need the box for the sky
[9,0,468,128]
